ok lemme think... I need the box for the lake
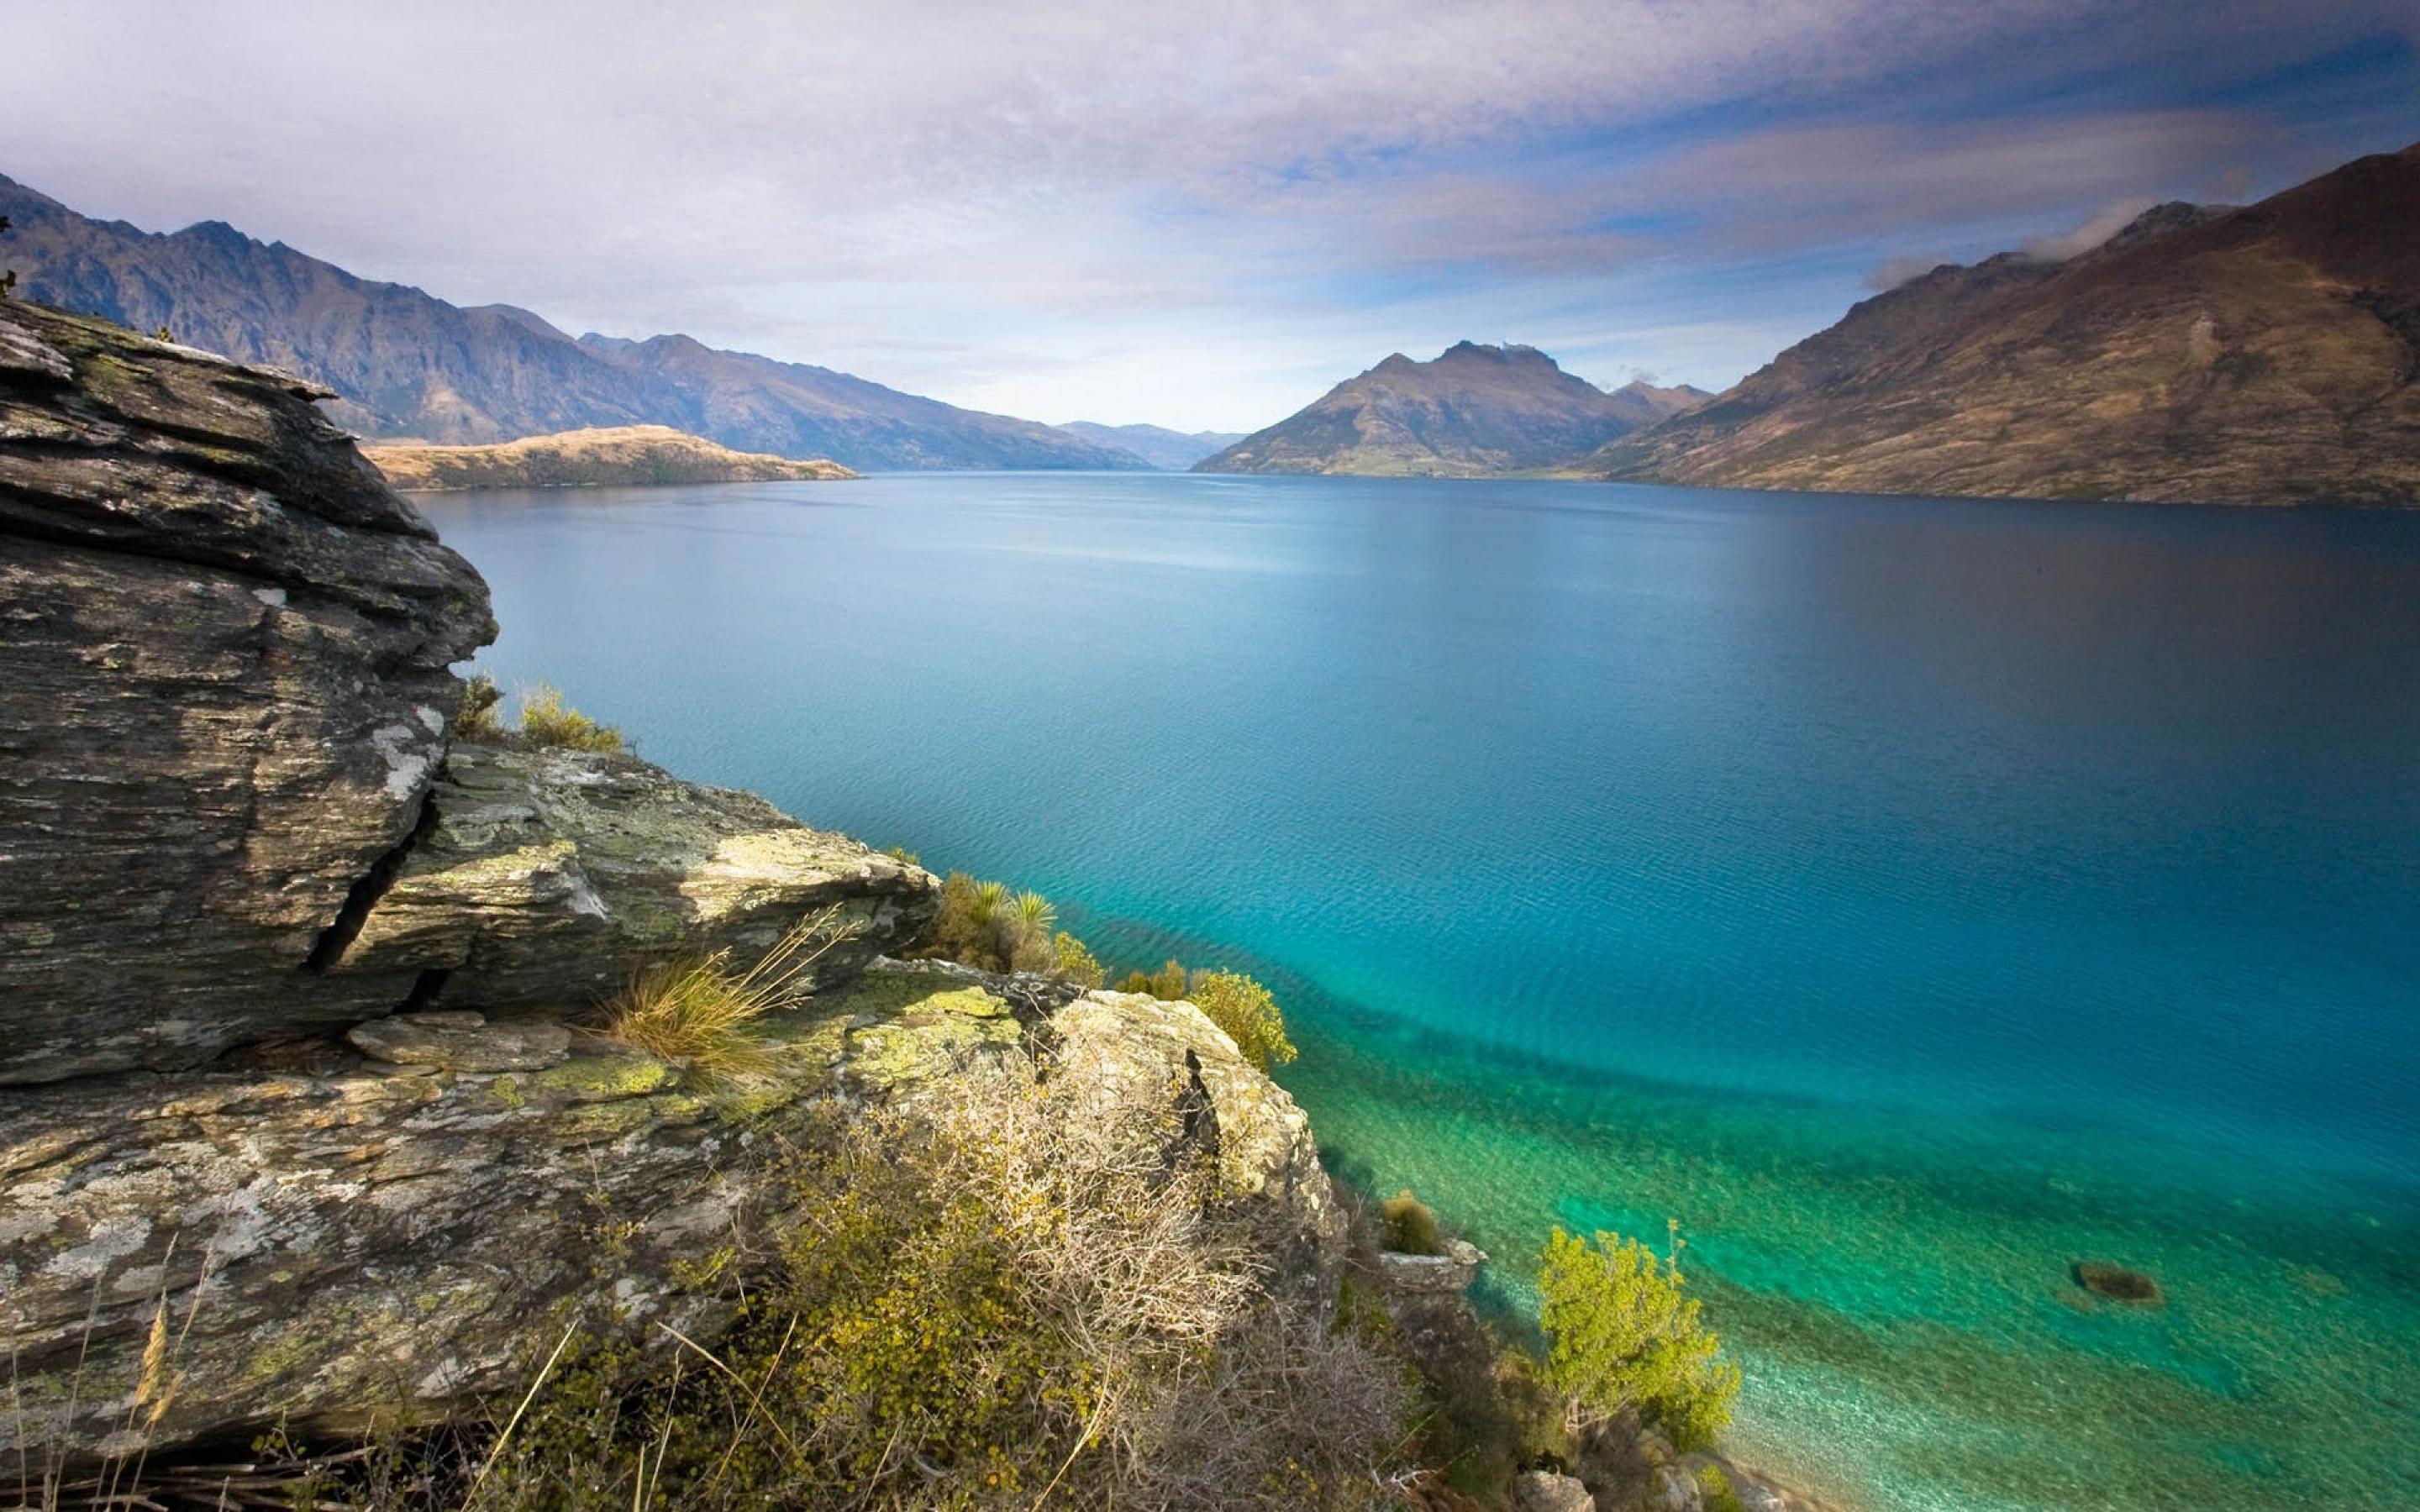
[420,473,2420,1511]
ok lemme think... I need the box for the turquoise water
[420,475,2420,1510]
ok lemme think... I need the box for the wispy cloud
[3,0,2412,427]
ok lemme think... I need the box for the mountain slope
[363,425,855,491]
[1588,144,2420,504]
[0,173,1144,471]
[1197,342,1654,475]
[1053,421,1244,470]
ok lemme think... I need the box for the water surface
[422,475,2420,1511]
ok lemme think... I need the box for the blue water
[420,475,2420,1510]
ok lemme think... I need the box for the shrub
[1699,1464,1749,1512]
[516,682,625,753]
[926,874,1102,984]
[455,673,504,739]
[602,905,860,1087]
[476,1063,1412,1508]
[1535,1226,1739,1451]
[1381,1189,1442,1255]
[1053,930,1106,988]
[1116,958,1189,1000]
[1188,969,1297,1071]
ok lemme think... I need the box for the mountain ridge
[1196,341,1666,476]
[1586,144,2420,504]
[0,172,1149,472]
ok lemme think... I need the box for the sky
[4,1,2415,431]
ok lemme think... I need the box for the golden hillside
[364,424,855,491]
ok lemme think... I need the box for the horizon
[5,3,2417,433]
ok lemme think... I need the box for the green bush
[1052,931,1105,988]
[1536,1226,1739,1451]
[1699,1464,1748,1512]
[516,682,625,753]
[1380,1189,1442,1255]
[1188,969,1298,1071]
[926,874,1103,984]
[1116,958,1189,1000]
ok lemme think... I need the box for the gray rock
[345,1011,573,1072]
[329,742,937,1007]
[1512,1470,1597,1512]
[0,965,1333,1467]
[0,301,494,1084]
[1376,1236,1487,1294]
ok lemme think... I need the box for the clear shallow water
[421,475,2420,1511]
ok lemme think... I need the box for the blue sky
[5,1,2415,430]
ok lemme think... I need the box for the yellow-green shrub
[1536,1226,1739,1451]
[516,683,625,753]
[1187,969,1297,1071]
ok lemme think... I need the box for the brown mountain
[363,425,855,491]
[0,173,1148,472]
[1197,342,1660,475]
[1587,143,2420,505]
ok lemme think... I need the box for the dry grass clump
[602,905,860,1086]
[449,1063,1414,1509]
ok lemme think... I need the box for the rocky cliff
[0,302,1327,1473]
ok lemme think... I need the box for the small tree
[1536,1226,1739,1451]
[1187,969,1298,1071]
[455,673,504,739]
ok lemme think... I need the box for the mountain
[0,173,1146,472]
[362,425,856,491]
[1052,421,1244,470]
[1587,144,2420,504]
[1197,341,1656,475]
[1602,378,1712,428]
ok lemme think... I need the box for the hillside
[0,174,1147,472]
[1054,420,1244,470]
[1197,342,1660,475]
[1587,144,2420,504]
[363,425,855,491]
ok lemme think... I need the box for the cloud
[1864,254,1953,291]
[1,0,2412,427]
[2021,199,2160,260]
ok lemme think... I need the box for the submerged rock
[2073,1260,2165,1305]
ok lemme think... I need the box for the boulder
[0,301,493,1084]
[1377,1236,1488,1294]
[327,741,938,1005]
[1512,1470,1598,1512]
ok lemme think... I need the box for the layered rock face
[0,300,492,1082]
[0,305,1333,1473]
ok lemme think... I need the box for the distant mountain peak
[1200,339,1649,476]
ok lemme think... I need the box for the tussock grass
[603,906,860,1087]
